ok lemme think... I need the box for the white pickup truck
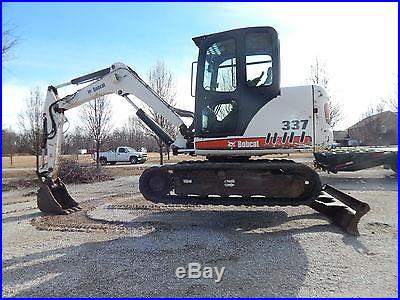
[96,146,148,165]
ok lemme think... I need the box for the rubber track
[139,159,322,207]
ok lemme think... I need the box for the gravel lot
[2,166,398,297]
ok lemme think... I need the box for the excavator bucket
[37,178,81,215]
[309,184,371,235]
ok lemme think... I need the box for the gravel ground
[2,166,398,297]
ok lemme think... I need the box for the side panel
[115,148,124,162]
[109,151,118,162]
[243,85,314,147]
[194,85,319,155]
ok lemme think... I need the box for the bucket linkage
[37,177,81,215]
[309,184,370,235]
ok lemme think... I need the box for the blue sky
[3,3,214,81]
[2,2,398,130]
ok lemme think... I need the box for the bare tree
[80,96,112,169]
[2,5,19,63]
[383,74,398,112]
[385,96,398,113]
[308,57,342,128]
[18,87,44,169]
[63,126,91,158]
[351,101,388,145]
[148,61,177,165]
[2,127,17,166]
[308,57,328,88]
[362,101,385,119]
[2,25,17,62]
[124,115,150,149]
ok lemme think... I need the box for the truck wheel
[99,157,107,165]
[130,156,138,164]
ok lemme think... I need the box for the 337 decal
[281,119,309,131]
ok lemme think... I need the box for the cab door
[193,27,281,140]
[117,147,129,161]
[195,37,240,138]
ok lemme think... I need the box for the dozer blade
[37,178,81,215]
[309,184,370,235]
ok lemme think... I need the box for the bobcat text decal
[87,82,106,95]
[196,132,312,150]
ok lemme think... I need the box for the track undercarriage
[139,159,370,235]
[36,159,370,236]
[139,160,321,206]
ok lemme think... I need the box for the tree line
[2,115,162,154]
[3,61,178,167]
[2,110,169,161]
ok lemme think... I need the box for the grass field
[2,154,92,169]
[1,152,200,179]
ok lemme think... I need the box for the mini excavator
[37,27,370,235]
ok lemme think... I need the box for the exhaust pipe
[37,177,81,215]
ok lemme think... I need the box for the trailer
[314,146,398,173]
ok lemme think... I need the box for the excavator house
[36,26,370,235]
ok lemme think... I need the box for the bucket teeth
[309,184,370,235]
[37,178,80,215]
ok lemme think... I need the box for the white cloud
[2,83,34,130]
[175,73,195,112]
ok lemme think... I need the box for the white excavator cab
[191,27,332,157]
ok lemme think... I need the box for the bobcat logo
[227,141,236,149]
[87,83,106,95]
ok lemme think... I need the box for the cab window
[118,148,127,153]
[203,39,236,92]
[201,100,237,133]
[245,33,273,87]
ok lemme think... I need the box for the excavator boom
[37,62,194,214]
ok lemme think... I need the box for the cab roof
[192,26,278,48]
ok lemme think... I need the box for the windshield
[126,147,135,152]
